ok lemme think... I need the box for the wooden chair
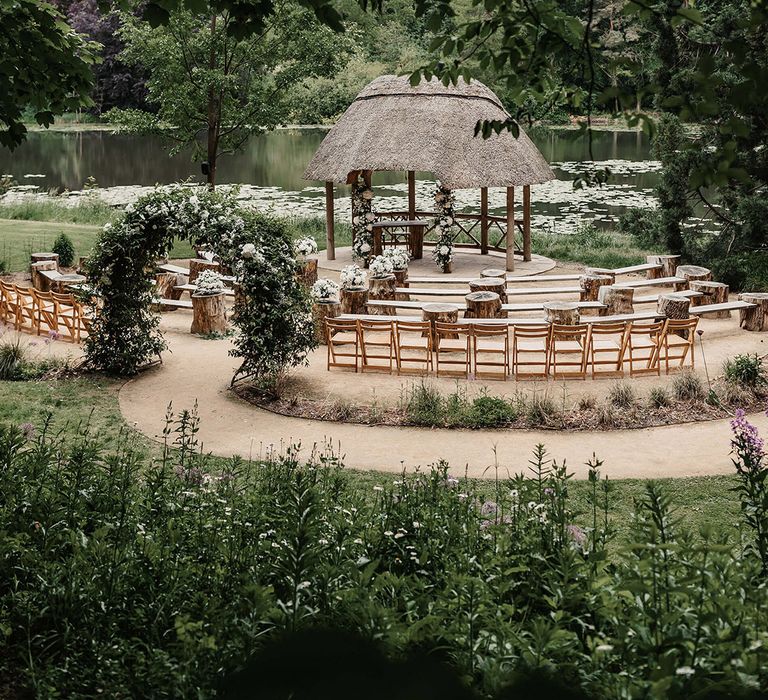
[549,324,589,380]
[435,322,472,378]
[51,291,85,342]
[0,280,18,326]
[358,319,395,373]
[325,318,360,372]
[659,317,699,373]
[472,324,510,380]
[30,289,59,336]
[512,324,551,380]
[394,320,433,375]
[626,320,664,377]
[13,285,36,332]
[587,321,629,379]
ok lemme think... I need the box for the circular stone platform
[314,246,555,278]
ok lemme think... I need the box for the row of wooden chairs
[0,280,90,342]
[325,317,699,380]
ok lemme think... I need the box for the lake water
[0,127,665,232]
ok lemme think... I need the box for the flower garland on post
[432,182,455,273]
[351,176,375,266]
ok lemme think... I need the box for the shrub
[0,337,26,380]
[648,386,672,408]
[52,232,75,267]
[608,381,636,408]
[577,394,597,411]
[405,382,444,426]
[596,403,622,427]
[526,392,557,426]
[464,394,517,428]
[723,354,767,388]
[673,370,705,401]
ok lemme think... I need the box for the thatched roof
[303,75,556,189]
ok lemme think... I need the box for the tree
[0,0,98,149]
[107,5,349,188]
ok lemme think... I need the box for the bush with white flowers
[368,255,394,278]
[340,264,367,289]
[194,270,225,296]
[294,237,318,258]
[383,247,410,270]
[311,278,340,302]
[83,185,316,380]
[432,182,455,269]
[351,177,375,263]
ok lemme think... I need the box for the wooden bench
[158,263,236,283]
[398,285,583,298]
[367,299,607,312]
[690,301,756,316]
[609,263,662,275]
[614,276,685,289]
[174,284,236,297]
[406,273,582,285]
[635,290,703,304]
[152,298,193,310]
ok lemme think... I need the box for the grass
[0,373,746,541]
[531,227,660,269]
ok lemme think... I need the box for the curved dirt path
[119,325,768,480]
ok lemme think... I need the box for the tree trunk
[579,274,613,315]
[464,291,502,319]
[30,252,59,271]
[191,293,227,335]
[690,280,730,318]
[312,300,341,344]
[598,286,634,315]
[31,261,57,291]
[469,278,507,303]
[296,259,318,289]
[206,14,219,190]
[647,254,681,279]
[657,294,690,337]
[481,268,506,280]
[368,275,397,315]
[189,259,220,283]
[155,272,183,307]
[739,293,768,332]
[544,301,581,339]
[393,268,410,301]
[340,287,368,315]
[585,267,615,284]
[674,264,712,291]
[422,303,459,345]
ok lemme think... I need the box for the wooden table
[371,220,428,259]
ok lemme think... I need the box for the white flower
[383,247,410,270]
[365,212,375,222]
[295,237,318,257]
[675,666,695,677]
[360,243,371,253]
[241,243,257,259]
[340,264,367,289]
[368,255,394,278]
[310,278,339,301]
[440,245,449,255]
[195,270,225,296]
[361,189,373,200]
[595,644,614,653]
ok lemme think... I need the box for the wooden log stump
[155,272,183,301]
[296,259,318,288]
[690,280,730,318]
[368,275,397,316]
[30,252,59,271]
[585,267,616,284]
[77,256,89,274]
[481,268,507,280]
[189,259,220,284]
[464,291,502,319]
[422,303,459,345]
[469,278,507,304]
[340,287,369,315]
[739,293,768,332]
[393,268,410,301]
[544,301,581,339]
[190,293,228,335]
[50,274,86,293]
[30,261,57,291]
[647,254,681,279]
[674,264,712,291]
[311,300,341,344]
[657,294,691,337]
[598,286,634,316]
[579,274,613,315]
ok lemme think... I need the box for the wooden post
[325,181,335,261]
[739,293,768,331]
[505,186,515,272]
[480,187,489,255]
[523,184,532,262]
[407,171,416,220]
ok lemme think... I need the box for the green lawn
[0,374,742,541]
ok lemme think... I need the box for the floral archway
[83,187,315,380]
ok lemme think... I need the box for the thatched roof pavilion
[304,74,556,271]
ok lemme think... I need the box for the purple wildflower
[47,330,61,342]
[567,524,587,548]
[730,409,765,466]
[480,500,498,516]
[19,422,36,441]
[174,464,204,485]
[544,487,554,497]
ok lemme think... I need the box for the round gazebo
[303,74,556,272]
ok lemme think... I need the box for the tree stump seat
[189,259,220,283]
[657,294,691,337]
[690,280,730,318]
[296,259,318,288]
[647,254,681,279]
[393,268,410,301]
[739,293,768,332]
[579,274,613,315]
[422,303,459,344]
[30,252,59,270]
[30,261,58,291]
[464,291,502,319]
[340,287,369,315]
[312,300,341,344]
[480,268,506,280]
[674,265,712,291]
[469,278,507,303]
[598,286,634,316]
[368,274,397,316]
[190,292,228,335]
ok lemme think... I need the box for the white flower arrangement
[432,181,455,269]
[311,278,340,302]
[368,255,394,278]
[295,237,318,257]
[241,243,256,259]
[340,264,367,289]
[195,269,225,296]
[383,247,410,270]
[351,177,375,263]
